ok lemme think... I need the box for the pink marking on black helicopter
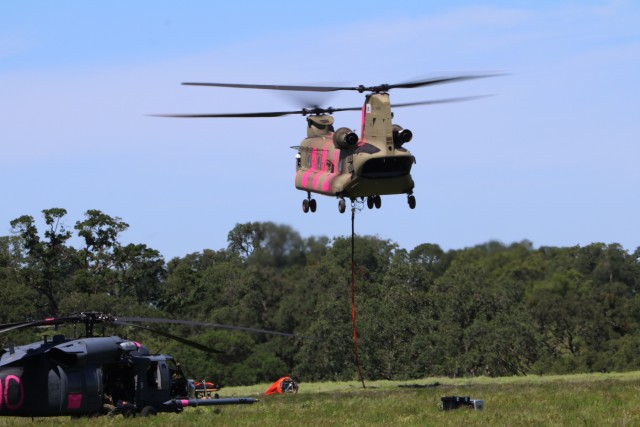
[1,375,24,411]
[67,393,82,409]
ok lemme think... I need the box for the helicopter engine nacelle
[392,124,413,147]
[333,127,359,150]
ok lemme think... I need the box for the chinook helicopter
[0,312,303,418]
[155,74,495,213]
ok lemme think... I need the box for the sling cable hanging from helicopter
[351,205,366,389]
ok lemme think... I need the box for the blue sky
[2,1,639,260]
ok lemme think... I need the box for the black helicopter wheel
[338,198,346,213]
[366,196,374,209]
[309,198,317,213]
[302,199,310,213]
[140,406,158,417]
[374,195,382,209]
[408,194,416,209]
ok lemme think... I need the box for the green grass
[2,372,640,426]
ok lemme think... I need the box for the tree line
[1,208,639,385]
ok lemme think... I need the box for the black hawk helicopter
[0,312,303,417]
[155,74,497,213]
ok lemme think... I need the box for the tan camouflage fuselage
[294,92,415,199]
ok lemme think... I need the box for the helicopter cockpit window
[147,362,158,388]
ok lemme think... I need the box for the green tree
[73,210,129,295]
[113,243,166,304]
[9,208,76,315]
[0,236,38,324]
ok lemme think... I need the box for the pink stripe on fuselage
[312,140,333,190]
[301,147,317,188]
[359,102,366,145]
[322,149,340,192]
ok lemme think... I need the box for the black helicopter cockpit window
[146,361,170,390]
[147,362,158,388]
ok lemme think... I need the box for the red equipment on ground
[264,377,298,395]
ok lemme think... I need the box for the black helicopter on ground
[0,312,300,417]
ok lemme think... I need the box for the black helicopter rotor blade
[151,105,361,119]
[390,94,493,109]
[113,321,225,354]
[182,82,351,92]
[382,74,501,91]
[151,96,487,120]
[151,110,301,118]
[118,316,318,340]
[182,73,501,94]
[0,316,85,334]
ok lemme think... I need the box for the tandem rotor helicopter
[0,312,304,418]
[155,74,497,213]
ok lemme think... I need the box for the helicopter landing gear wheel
[366,196,374,209]
[338,198,346,213]
[408,194,416,209]
[140,406,158,417]
[303,192,316,213]
[374,195,381,209]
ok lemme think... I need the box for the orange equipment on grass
[264,377,298,395]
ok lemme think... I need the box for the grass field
[2,372,639,426]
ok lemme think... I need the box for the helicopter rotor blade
[151,106,361,119]
[151,110,302,118]
[383,74,502,91]
[113,321,225,354]
[182,82,352,92]
[150,96,486,120]
[1,313,315,341]
[0,316,85,334]
[391,95,493,109]
[117,316,318,340]
[182,73,502,94]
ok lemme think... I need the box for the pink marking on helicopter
[180,399,189,407]
[322,149,340,192]
[312,140,333,190]
[359,102,367,145]
[1,375,25,411]
[67,393,82,409]
[301,148,317,188]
